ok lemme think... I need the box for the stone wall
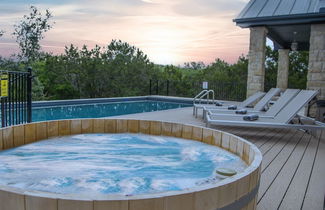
[307,24,325,99]
[307,24,325,117]
[276,49,290,90]
[247,27,268,97]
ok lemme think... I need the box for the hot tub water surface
[0,133,247,197]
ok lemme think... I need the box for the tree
[264,46,308,90]
[13,6,53,63]
[184,61,205,70]
[38,40,158,99]
[288,51,308,89]
[264,46,278,90]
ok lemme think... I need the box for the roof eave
[233,13,325,28]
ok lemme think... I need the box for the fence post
[149,79,152,95]
[27,67,32,123]
[166,80,169,96]
[156,80,159,95]
[1,97,4,127]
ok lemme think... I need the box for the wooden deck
[113,107,325,210]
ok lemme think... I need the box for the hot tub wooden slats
[202,129,213,145]
[150,121,162,135]
[81,119,94,134]
[116,119,128,133]
[25,195,57,210]
[58,120,71,136]
[171,123,182,137]
[36,122,48,141]
[13,125,24,147]
[93,119,105,133]
[94,200,128,210]
[129,197,165,210]
[3,127,13,149]
[181,124,192,140]
[0,119,262,210]
[0,190,25,210]
[139,120,150,134]
[47,121,59,138]
[104,119,117,133]
[58,199,93,210]
[71,119,82,134]
[161,122,172,136]
[127,120,139,133]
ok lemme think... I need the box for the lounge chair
[206,90,325,130]
[193,91,266,117]
[206,89,300,118]
[199,88,281,118]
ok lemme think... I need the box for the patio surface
[112,106,325,210]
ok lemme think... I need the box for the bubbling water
[0,134,247,197]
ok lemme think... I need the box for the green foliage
[288,51,308,89]
[184,61,206,70]
[0,39,310,101]
[13,6,53,63]
[0,57,22,71]
[38,40,157,99]
[264,46,309,90]
[264,46,278,90]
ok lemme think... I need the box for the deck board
[258,128,288,153]
[250,128,280,147]
[257,129,303,202]
[301,130,325,210]
[278,133,319,210]
[112,107,325,210]
[257,132,311,209]
[260,129,298,171]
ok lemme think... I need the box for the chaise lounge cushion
[243,114,259,121]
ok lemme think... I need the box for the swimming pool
[32,100,191,122]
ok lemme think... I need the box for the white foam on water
[147,136,167,144]
[119,177,146,195]
[151,179,170,190]
[181,147,200,161]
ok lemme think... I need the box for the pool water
[32,100,191,122]
[0,134,247,197]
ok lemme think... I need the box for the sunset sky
[0,0,251,64]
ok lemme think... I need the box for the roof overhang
[234,13,325,28]
[234,13,325,51]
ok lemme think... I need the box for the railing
[193,90,215,105]
[0,68,32,127]
[149,80,246,101]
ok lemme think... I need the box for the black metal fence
[149,80,247,101]
[0,68,32,127]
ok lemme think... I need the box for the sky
[0,0,251,65]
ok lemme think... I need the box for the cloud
[0,0,250,64]
[172,0,248,16]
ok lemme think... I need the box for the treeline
[0,41,309,101]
